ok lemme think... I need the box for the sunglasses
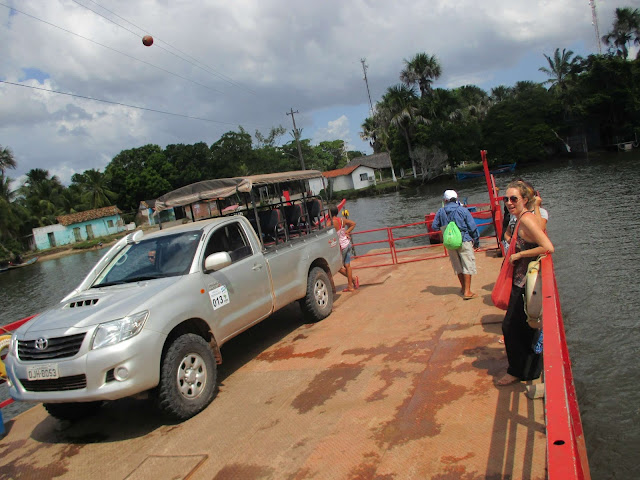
[505,196,521,204]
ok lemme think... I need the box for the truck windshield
[93,231,202,287]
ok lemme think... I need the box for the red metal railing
[0,315,37,411]
[541,255,591,479]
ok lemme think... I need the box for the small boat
[0,257,39,272]
[456,163,516,181]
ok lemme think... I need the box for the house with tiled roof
[308,164,376,195]
[32,206,125,250]
[344,152,397,182]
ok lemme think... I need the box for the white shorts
[447,241,477,275]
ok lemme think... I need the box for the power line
[70,0,255,94]
[83,0,251,93]
[0,2,222,94]
[0,80,266,127]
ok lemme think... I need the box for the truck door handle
[252,263,263,271]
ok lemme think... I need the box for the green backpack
[443,211,463,250]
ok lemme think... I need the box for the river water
[1,152,638,478]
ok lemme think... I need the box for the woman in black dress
[496,180,555,386]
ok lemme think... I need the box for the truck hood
[22,277,181,334]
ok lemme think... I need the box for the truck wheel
[157,333,217,421]
[44,402,102,421]
[301,267,334,322]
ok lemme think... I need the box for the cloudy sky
[0,0,631,185]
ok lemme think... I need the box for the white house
[309,165,376,195]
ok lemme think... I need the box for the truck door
[201,220,273,341]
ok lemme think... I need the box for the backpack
[442,210,462,250]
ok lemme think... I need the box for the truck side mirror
[204,252,232,272]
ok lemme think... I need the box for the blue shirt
[432,202,479,243]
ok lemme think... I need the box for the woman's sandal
[342,287,355,292]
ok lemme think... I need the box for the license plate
[26,364,59,381]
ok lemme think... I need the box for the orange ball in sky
[142,35,153,47]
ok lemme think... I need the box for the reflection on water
[1,152,638,477]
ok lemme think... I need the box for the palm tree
[602,7,640,59]
[360,110,397,182]
[379,85,428,178]
[539,48,582,92]
[490,85,513,103]
[400,53,442,98]
[0,145,16,174]
[71,169,117,209]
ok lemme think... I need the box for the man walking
[432,190,480,299]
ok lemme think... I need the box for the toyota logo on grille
[35,338,49,350]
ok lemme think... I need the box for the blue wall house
[32,206,124,250]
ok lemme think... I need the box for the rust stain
[292,334,308,341]
[257,345,331,362]
[257,418,280,431]
[346,451,395,480]
[441,452,475,464]
[372,327,473,448]
[286,467,312,480]
[366,368,407,402]
[291,363,364,414]
[342,337,435,365]
[0,438,84,480]
[212,463,274,479]
[0,438,28,459]
[430,465,492,480]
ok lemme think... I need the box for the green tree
[18,169,66,228]
[105,144,168,211]
[0,145,16,173]
[539,48,582,92]
[210,128,256,177]
[378,84,427,177]
[71,169,118,209]
[400,53,442,98]
[602,7,640,59]
[482,82,561,163]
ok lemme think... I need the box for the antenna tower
[589,0,602,54]
[360,58,374,116]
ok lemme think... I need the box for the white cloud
[312,115,350,145]
[0,0,624,185]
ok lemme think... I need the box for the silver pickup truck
[5,172,342,421]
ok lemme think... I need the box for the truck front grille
[19,374,87,392]
[18,333,86,361]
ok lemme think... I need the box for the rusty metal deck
[0,250,546,479]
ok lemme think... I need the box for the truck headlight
[91,311,149,350]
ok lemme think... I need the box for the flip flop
[354,276,360,289]
[342,287,355,292]
[463,293,478,300]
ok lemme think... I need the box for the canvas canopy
[154,170,322,212]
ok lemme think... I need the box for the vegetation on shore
[1,6,639,258]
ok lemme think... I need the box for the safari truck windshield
[93,231,202,287]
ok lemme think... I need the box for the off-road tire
[300,267,333,322]
[44,402,102,421]
[156,333,217,421]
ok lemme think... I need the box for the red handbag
[491,219,522,310]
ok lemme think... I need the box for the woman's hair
[506,180,535,208]
[329,206,339,216]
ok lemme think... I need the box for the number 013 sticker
[209,285,230,310]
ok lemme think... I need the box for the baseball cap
[443,190,458,201]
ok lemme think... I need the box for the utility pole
[361,58,374,116]
[286,108,306,170]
